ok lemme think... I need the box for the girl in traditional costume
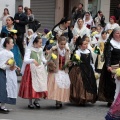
[47,36,71,108]
[0,37,18,114]
[19,36,47,109]
[69,35,97,105]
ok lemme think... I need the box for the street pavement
[0,78,109,120]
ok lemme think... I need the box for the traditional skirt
[69,65,97,104]
[47,70,70,102]
[18,64,47,99]
[0,69,16,104]
[98,64,116,103]
[105,92,120,120]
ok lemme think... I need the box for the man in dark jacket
[14,5,28,57]
[114,3,120,25]
[73,3,86,21]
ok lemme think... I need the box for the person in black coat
[114,3,120,25]
[73,3,86,21]
[14,5,28,57]
[98,27,120,107]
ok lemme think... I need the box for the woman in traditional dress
[1,16,22,68]
[0,37,18,114]
[72,18,90,39]
[47,36,71,108]
[105,16,119,32]
[52,17,73,43]
[19,36,47,109]
[98,27,120,107]
[1,16,14,38]
[69,35,97,105]
[83,12,95,29]
[44,17,73,51]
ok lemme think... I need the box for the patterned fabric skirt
[47,70,70,102]
[0,69,16,105]
[18,64,47,99]
[69,66,97,104]
[105,92,120,120]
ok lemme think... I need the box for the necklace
[6,25,14,31]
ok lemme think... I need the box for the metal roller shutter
[31,0,55,31]
[110,0,119,16]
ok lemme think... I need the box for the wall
[55,0,64,24]
[100,0,110,22]
[23,0,30,8]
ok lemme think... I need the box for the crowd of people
[0,2,120,120]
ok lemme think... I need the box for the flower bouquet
[116,68,120,80]
[62,54,81,70]
[46,31,54,40]
[47,53,57,72]
[72,54,81,65]
[7,58,15,67]
[49,39,56,46]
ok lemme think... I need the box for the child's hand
[10,66,16,71]
[33,60,39,66]
[68,61,72,67]
[16,66,20,71]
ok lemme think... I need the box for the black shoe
[33,102,40,109]
[107,102,112,107]
[28,104,34,109]
[0,108,9,114]
[56,103,62,109]
[59,103,62,108]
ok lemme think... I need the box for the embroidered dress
[47,46,70,102]
[19,47,47,99]
[69,49,97,104]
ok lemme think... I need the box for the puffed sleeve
[41,49,47,64]
[24,49,34,64]
[0,52,10,70]
[75,50,81,57]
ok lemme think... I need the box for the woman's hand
[33,60,39,66]
[107,67,112,72]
